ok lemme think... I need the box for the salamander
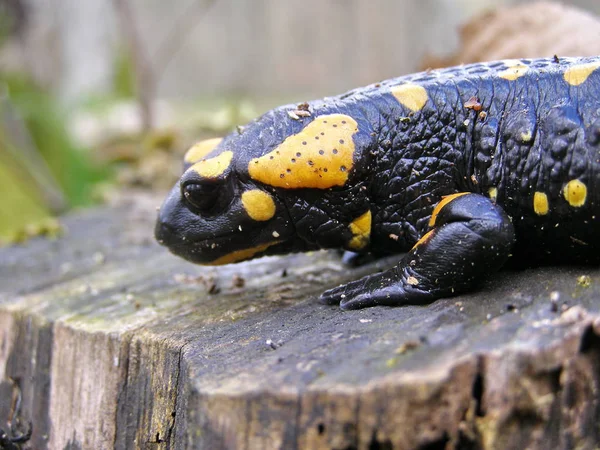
[155,56,600,309]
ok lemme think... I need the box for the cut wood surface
[1,194,600,449]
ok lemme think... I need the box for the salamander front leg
[320,193,515,310]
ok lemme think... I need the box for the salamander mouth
[155,183,295,265]
[183,232,240,252]
[155,219,238,260]
[155,208,292,265]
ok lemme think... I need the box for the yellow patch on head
[241,190,276,221]
[498,62,528,81]
[563,179,587,207]
[564,62,600,86]
[533,192,549,216]
[184,137,223,164]
[391,84,428,112]
[190,151,233,179]
[488,187,498,202]
[348,210,372,250]
[429,192,470,228]
[248,114,358,189]
[207,241,279,265]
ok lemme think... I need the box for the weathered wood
[1,194,600,449]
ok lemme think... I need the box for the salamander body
[155,56,600,309]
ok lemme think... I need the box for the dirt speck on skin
[464,96,482,111]
[407,276,419,286]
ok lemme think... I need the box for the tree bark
[1,194,600,449]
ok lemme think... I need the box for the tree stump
[1,194,600,449]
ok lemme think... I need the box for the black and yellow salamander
[155,56,600,309]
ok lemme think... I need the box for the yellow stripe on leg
[429,193,470,228]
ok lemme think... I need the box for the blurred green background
[0,0,599,244]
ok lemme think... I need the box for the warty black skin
[156,56,600,309]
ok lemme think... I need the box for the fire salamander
[155,56,600,309]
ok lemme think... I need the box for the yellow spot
[241,190,276,221]
[184,137,223,164]
[533,192,549,216]
[564,62,600,86]
[563,179,587,207]
[248,114,358,189]
[207,241,279,265]
[190,151,233,179]
[488,187,498,202]
[521,131,533,143]
[348,210,372,250]
[498,62,528,81]
[413,229,434,249]
[429,193,470,227]
[391,84,428,112]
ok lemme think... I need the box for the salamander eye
[181,180,221,212]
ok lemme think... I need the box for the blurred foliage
[80,48,136,112]
[113,48,137,100]
[0,72,110,244]
[0,146,60,244]
[5,74,109,205]
[0,34,268,244]
[0,0,26,39]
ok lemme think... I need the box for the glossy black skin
[156,56,600,308]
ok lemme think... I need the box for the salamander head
[156,105,363,265]
[155,115,298,265]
